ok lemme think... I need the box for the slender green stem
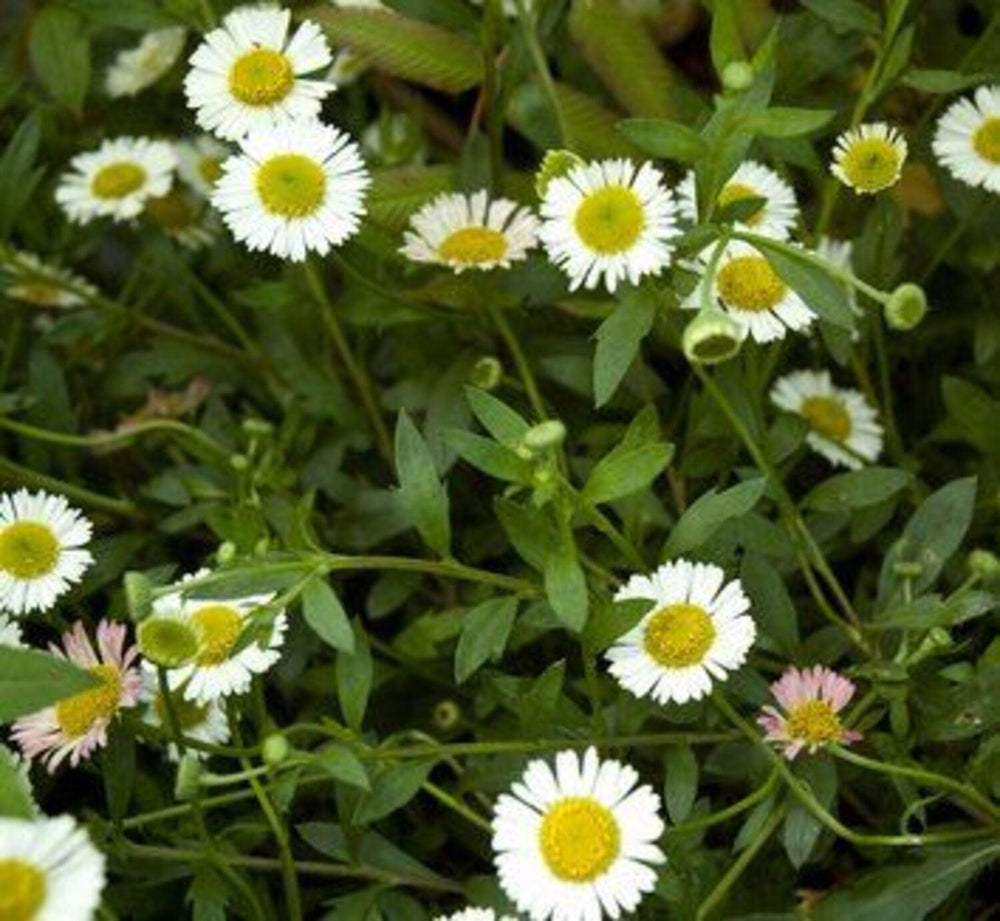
[0,315,23,390]
[516,0,565,145]
[185,271,261,357]
[485,302,547,421]
[0,455,142,519]
[422,780,493,832]
[671,769,779,836]
[581,652,607,738]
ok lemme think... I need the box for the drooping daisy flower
[677,161,798,239]
[433,910,515,921]
[539,158,679,292]
[0,251,97,309]
[0,814,106,919]
[830,123,907,194]
[770,370,882,470]
[213,120,370,261]
[55,137,176,225]
[758,665,862,759]
[175,135,230,198]
[606,559,756,705]
[0,489,94,616]
[105,26,186,98]
[139,670,230,762]
[493,746,665,921]
[932,85,1000,194]
[361,112,426,166]
[12,620,141,771]
[685,240,815,343]
[143,187,217,249]
[184,4,334,141]
[401,191,539,273]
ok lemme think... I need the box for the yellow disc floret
[190,604,244,665]
[643,602,715,668]
[437,227,508,265]
[0,521,60,579]
[198,157,224,186]
[785,699,843,746]
[55,663,123,737]
[800,395,852,443]
[228,48,294,106]
[574,186,645,254]
[716,255,786,312]
[256,154,326,218]
[539,797,620,882]
[839,137,903,192]
[0,859,47,921]
[973,116,1000,164]
[91,162,147,200]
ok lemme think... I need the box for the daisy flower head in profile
[12,620,142,771]
[758,665,862,759]
[539,157,679,292]
[492,746,665,921]
[830,123,907,194]
[677,160,798,239]
[932,84,1000,194]
[0,251,97,310]
[174,135,230,198]
[184,4,334,141]
[401,191,539,273]
[0,489,94,616]
[606,559,756,705]
[105,26,186,98]
[139,670,229,762]
[770,369,882,470]
[0,814,106,920]
[685,240,815,344]
[433,910,516,921]
[212,119,370,261]
[55,137,176,225]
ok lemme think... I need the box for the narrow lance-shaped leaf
[455,596,518,683]
[396,410,451,557]
[593,286,657,408]
[0,647,99,723]
[302,576,355,653]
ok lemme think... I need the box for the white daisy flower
[213,120,370,261]
[433,910,515,921]
[932,85,1000,194]
[1,251,97,309]
[139,670,230,762]
[539,158,679,293]
[684,240,815,344]
[677,161,798,239]
[0,489,94,616]
[401,191,539,273]
[144,187,218,250]
[175,135,230,198]
[0,814,106,920]
[105,26,186,98]
[771,369,883,470]
[606,560,756,705]
[184,4,334,141]
[147,574,287,704]
[55,137,176,225]
[830,122,907,194]
[493,746,665,921]
[0,613,25,646]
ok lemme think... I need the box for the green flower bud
[124,571,152,622]
[229,453,250,472]
[254,537,271,557]
[522,419,567,453]
[682,307,744,365]
[138,616,199,668]
[433,700,461,730]
[217,541,237,565]
[968,549,1000,579]
[469,355,503,391]
[262,733,290,766]
[535,149,584,198]
[892,560,924,579]
[175,755,204,801]
[242,417,274,438]
[885,282,927,330]
[722,60,754,92]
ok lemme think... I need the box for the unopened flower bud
[535,149,584,198]
[682,307,744,365]
[892,560,924,579]
[433,700,461,730]
[229,453,250,472]
[175,755,204,801]
[254,537,270,556]
[722,60,754,92]
[217,541,237,565]
[138,616,199,668]
[124,571,152,622]
[968,549,1000,580]
[262,733,290,766]
[522,419,567,453]
[469,355,503,391]
[885,282,927,331]
[242,417,274,438]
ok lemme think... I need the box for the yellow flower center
[0,859,46,921]
[228,48,294,106]
[437,227,508,265]
[839,137,902,192]
[644,602,716,667]
[190,604,244,666]
[801,395,852,443]
[0,521,60,580]
[91,161,147,200]
[154,690,208,729]
[716,255,786,312]
[973,116,1000,164]
[574,185,645,254]
[785,699,843,746]
[145,190,196,230]
[539,797,620,882]
[198,156,224,186]
[716,181,764,225]
[256,154,327,218]
[55,663,123,737]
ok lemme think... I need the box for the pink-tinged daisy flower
[11,620,142,771]
[758,665,862,760]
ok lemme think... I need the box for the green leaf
[187,867,229,921]
[783,759,836,868]
[0,746,35,819]
[545,527,589,632]
[65,0,183,29]
[0,647,99,722]
[29,7,90,113]
[740,551,799,655]
[663,477,767,559]
[302,577,355,653]
[315,744,370,790]
[454,596,518,683]
[337,622,373,731]
[355,760,434,824]
[803,467,912,512]
[709,0,743,79]
[903,69,988,94]
[873,25,914,99]
[593,286,657,408]
[942,377,1000,455]
[801,0,880,34]
[445,429,532,482]
[395,411,451,556]
[465,386,530,446]
[496,498,557,572]
[617,119,709,163]
[368,165,454,231]
[663,746,698,823]
[582,407,674,505]
[0,116,44,240]
[103,722,135,822]
[308,8,483,92]
[737,107,835,137]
